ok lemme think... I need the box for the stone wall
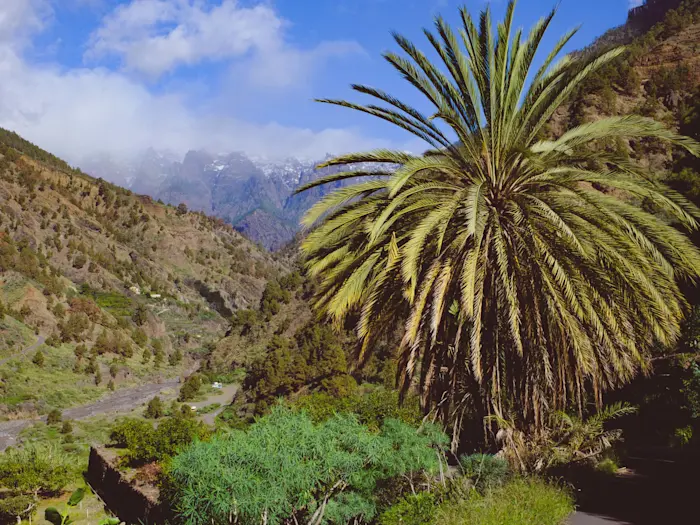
[87,447,168,525]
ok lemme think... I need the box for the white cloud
[0,49,387,163]
[0,0,51,47]
[86,0,363,87]
[0,0,391,167]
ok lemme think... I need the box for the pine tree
[32,350,45,368]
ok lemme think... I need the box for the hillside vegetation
[0,131,286,417]
[0,2,698,525]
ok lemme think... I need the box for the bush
[0,495,36,525]
[132,305,148,326]
[145,396,165,419]
[32,350,45,368]
[169,348,183,366]
[436,479,573,525]
[74,344,87,359]
[294,387,422,430]
[167,406,447,525]
[60,421,73,434]
[110,418,154,448]
[0,444,73,496]
[459,454,510,492]
[178,374,201,402]
[110,416,208,465]
[379,492,437,525]
[196,403,221,415]
[46,409,62,425]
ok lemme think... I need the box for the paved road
[569,512,633,524]
[0,335,46,366]
[567,455,695,525]
[0,378,180,450]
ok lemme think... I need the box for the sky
[0,0,636,164]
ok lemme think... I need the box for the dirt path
[0,378,180,450]
[0,335,46,366]
[188,383,239,425]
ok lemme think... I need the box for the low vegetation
[167,406,447,525]
[0,2,698,525]
[110,415,209,465]
[436,479,574,525]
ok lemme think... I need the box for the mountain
[79,0,700,254]
[0,127,289,418]
[82,151,389,250]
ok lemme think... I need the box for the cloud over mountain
[0,0,389,165]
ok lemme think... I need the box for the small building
[150,293,161,299]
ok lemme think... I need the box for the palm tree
[298,0,700,447]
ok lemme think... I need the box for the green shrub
[60,421,73,434]
[46,409,62,425]
[132,305,148,326]
[32,350,45,368]
[294,387,422,430]
[168,348,183,366]
[674,425,694,446]
[196,403,221,415]
[110,418,154,448]
[379,492,437,525]
[111,416,208,465]
[168,406,447,525]
[0,444,73,496]
[133,328,148,347]
[436,479,573,525]
[145,396,165,419]
[459,454,510,492]
[178,374,201,402]
[0,495,36,524]
[595,458,619,475]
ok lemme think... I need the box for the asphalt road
[567,455,695,525]
[569,512,633,524]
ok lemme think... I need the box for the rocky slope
[0,128,287,418]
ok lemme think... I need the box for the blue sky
[0,0,635,163]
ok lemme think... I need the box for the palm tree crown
[299,0,700,444]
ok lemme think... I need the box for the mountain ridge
[82,150,386,250]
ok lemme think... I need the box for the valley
[0,0,698,525]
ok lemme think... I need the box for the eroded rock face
[87,446,168,524]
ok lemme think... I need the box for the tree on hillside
[32,350,45,368]
[132,305,148,326]
[299,0,700,447]
[178,374,201,402]
[145,396,165,419]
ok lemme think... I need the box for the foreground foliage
[110,416,209,465]
[299,0,700,445]
[167,406,447,525]
[436,478,573,525]
[493,402,637,472]
[0,443,73,496]
[293,386,422,430]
